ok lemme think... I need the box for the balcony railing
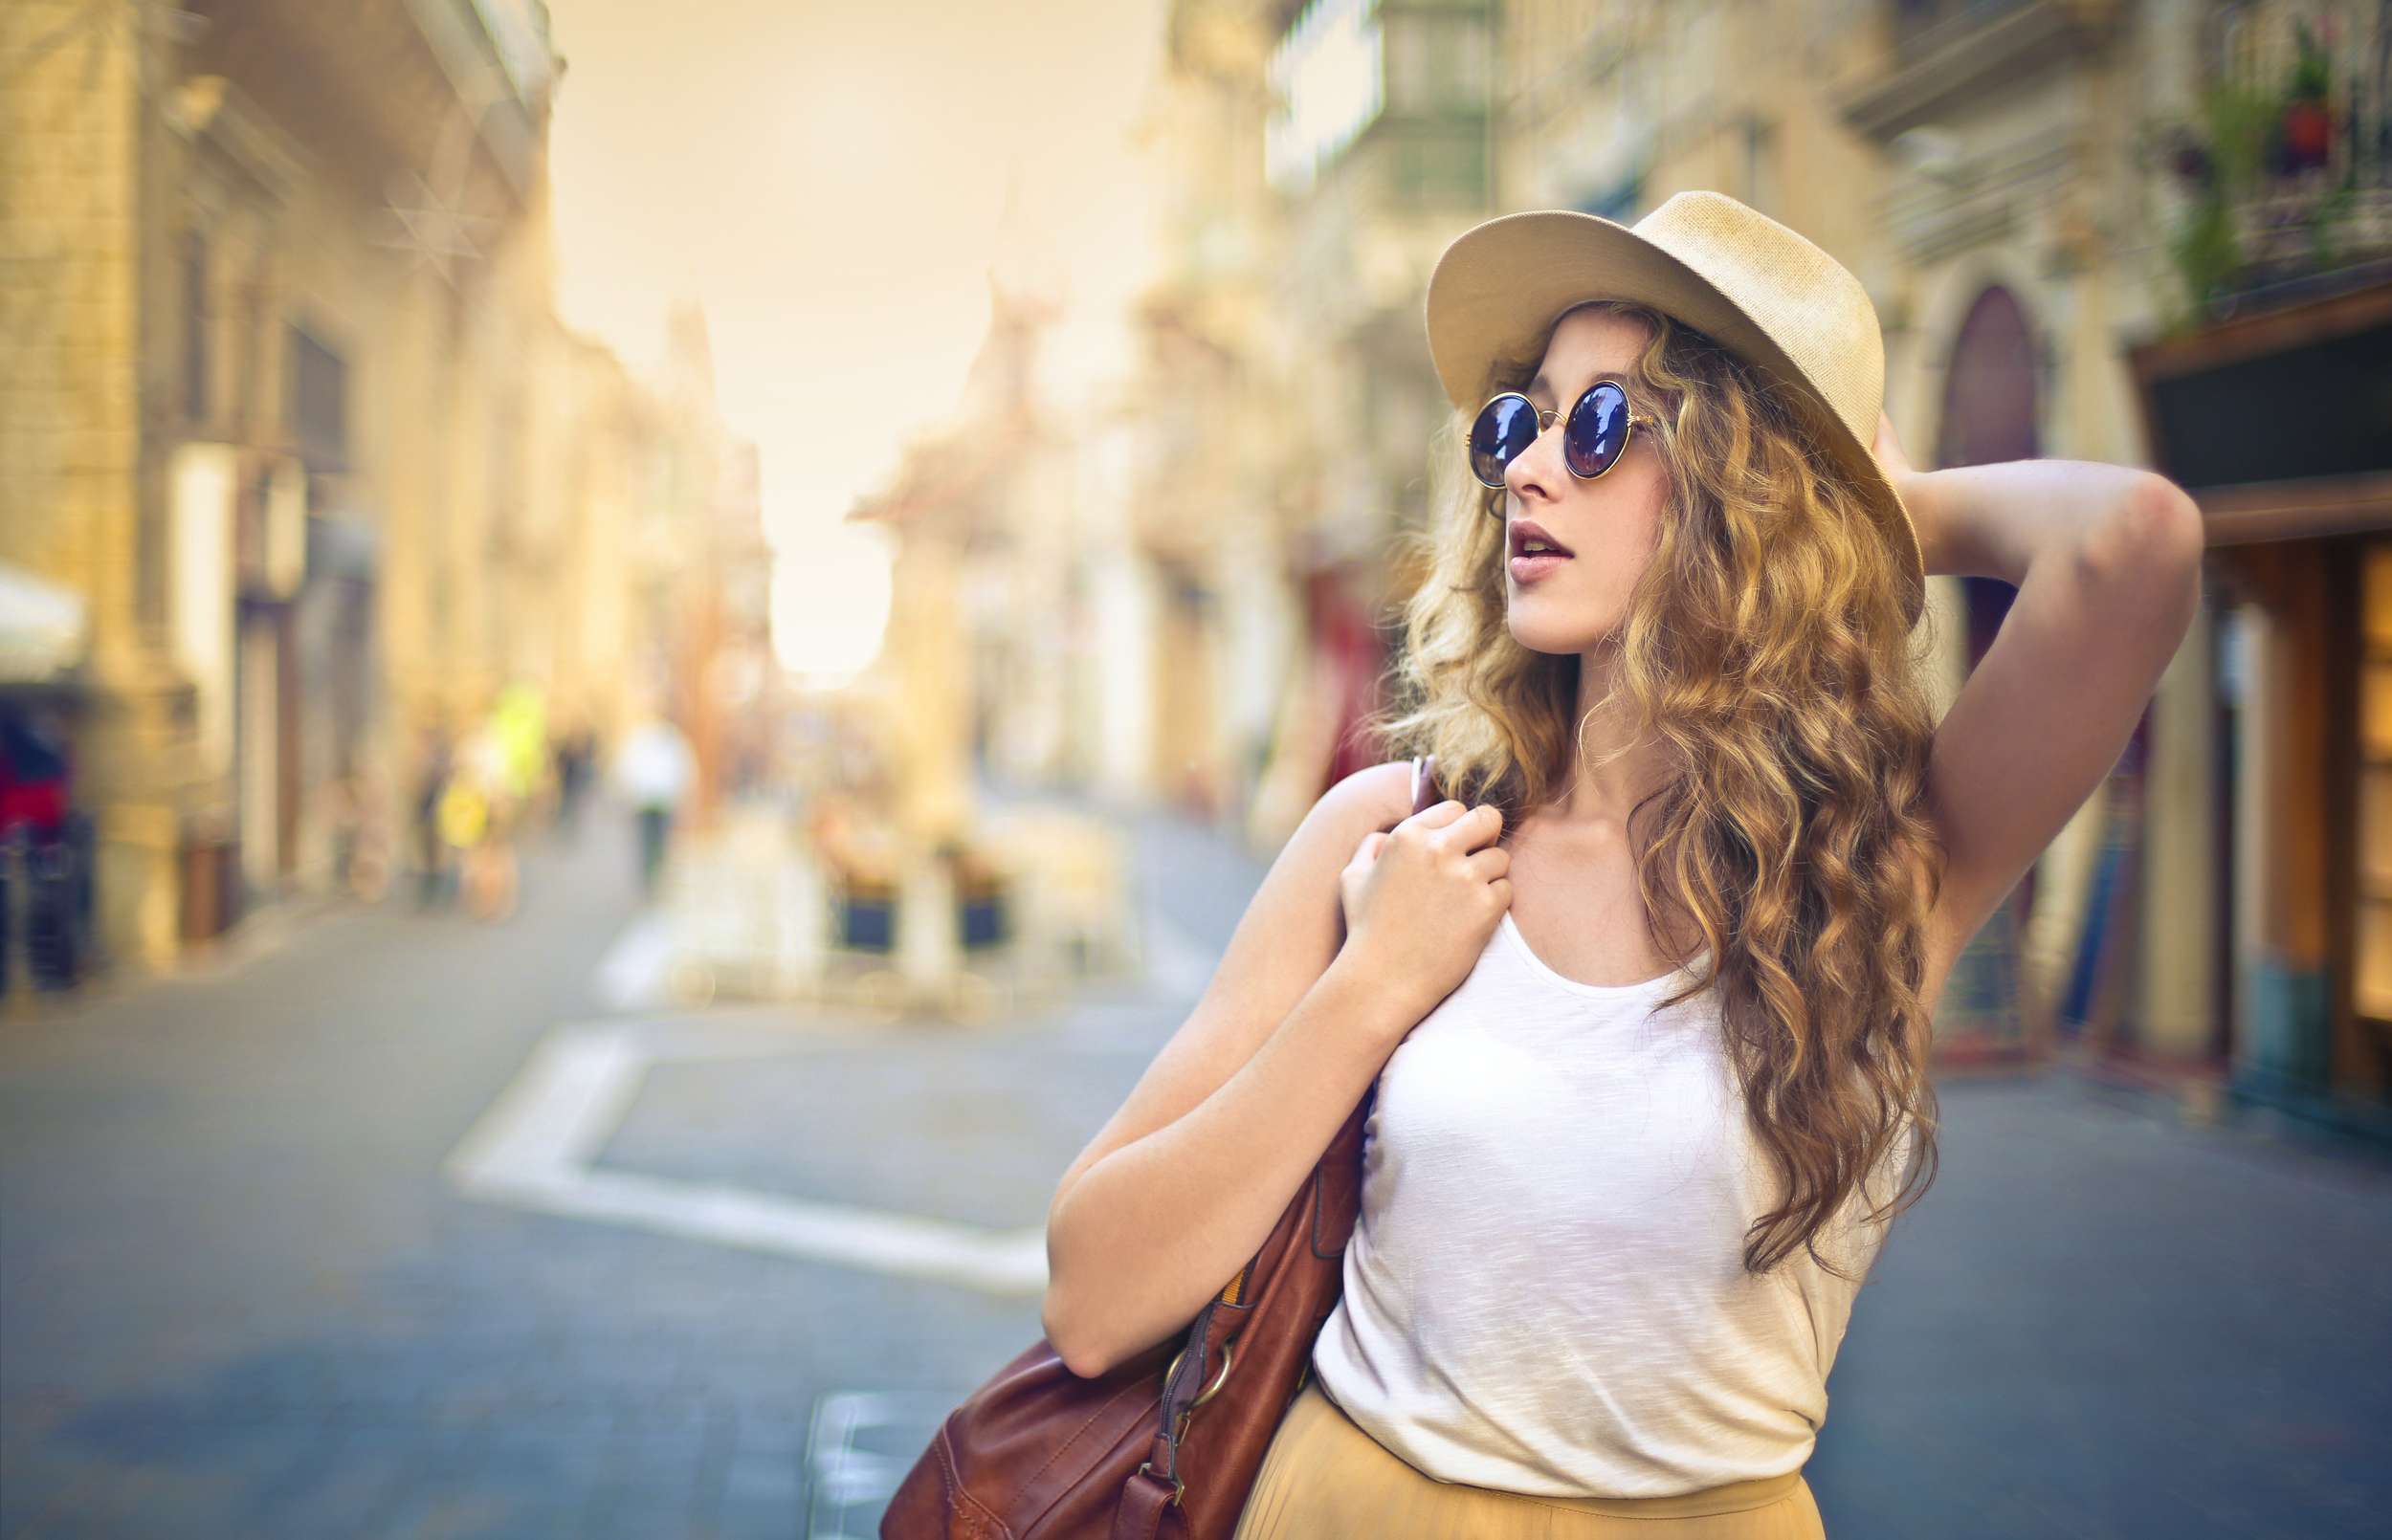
[1840,0,2123,143]
[2155,8,2392,327]
[1892,0,2036,55]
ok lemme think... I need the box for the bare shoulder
[1241,758,1418,911]
[1317,758,1420,839]
[1205,755,1417,1004]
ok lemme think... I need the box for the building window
[1382,11,1489,116]
[182,230,210,428]
[1429,14,1489,109]
[287,322,347,470]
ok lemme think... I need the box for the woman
[1039,192,2204,1537]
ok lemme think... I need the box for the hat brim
[1425,209,1925,627]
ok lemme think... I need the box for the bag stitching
[1017,1374,1154,1497]
[936,1424,1015,1540]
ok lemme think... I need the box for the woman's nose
[1504,414,1564,502]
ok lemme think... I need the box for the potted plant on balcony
[2275,19,2335,175]
[2150,17,2367,328]
[2152,77,2272,322]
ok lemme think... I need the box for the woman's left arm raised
[1872,411,2207,964]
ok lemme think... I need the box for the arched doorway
[1936,284,2071,1060]
[1938,285,2039,666]
[1938,284,2155,1055]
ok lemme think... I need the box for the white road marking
[454,898,1221,1292]
[442,1019,1049,1296]
[591,910,676,1011]
[445,1025,649,1180]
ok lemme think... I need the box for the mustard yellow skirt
[1232,1377,1828,1540]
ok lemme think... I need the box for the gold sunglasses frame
[1469,385,1650,503]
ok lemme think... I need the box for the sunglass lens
[1469,395,1538,489]
[1564,383,1631,478]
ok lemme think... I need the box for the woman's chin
[1505,599,1612,656]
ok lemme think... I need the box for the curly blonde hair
[1369,298,1944,1280]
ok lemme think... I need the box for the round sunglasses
[1467,381,1648,498]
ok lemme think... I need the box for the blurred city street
[0,777,1284,1540]
[0,781,2387,1540]
[8,1,2392,1534]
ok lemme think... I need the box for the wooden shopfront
[2130,269,2392,1134]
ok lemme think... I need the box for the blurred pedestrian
[454,713,520,921]
[0,702,78,989]
[614,714,695,902]
[491,681,549,825]
[410,717,455,911]
[553,719,597,840]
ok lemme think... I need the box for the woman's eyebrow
[1526,370,1629,401]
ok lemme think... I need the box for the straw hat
[1424,190,1925,627]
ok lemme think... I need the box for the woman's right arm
[1039,760,1508,1378]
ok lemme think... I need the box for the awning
[2129,272,2392,532]
[0,561,90,687]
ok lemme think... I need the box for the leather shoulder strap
[1409,753,1444,816]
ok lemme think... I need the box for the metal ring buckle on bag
[1163,1339,1236,1447]
[1163,1339,1235,1413]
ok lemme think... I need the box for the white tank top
[1310,907,1914,1499]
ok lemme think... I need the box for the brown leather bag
[879,756,1446,1540]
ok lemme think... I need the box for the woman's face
[1499,306,1670,654]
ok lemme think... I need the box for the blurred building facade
[0,0,762,979]
[1119,1,1307,824]
[2119,3,2392,1129]
[1113,0,1504,845]
[1265,0,1500,800]
[1082,0,2390,1122]
[1827,0,2391,1124]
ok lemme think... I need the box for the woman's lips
[1509,552,1571,583]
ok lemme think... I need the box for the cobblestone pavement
[3,783,2388,1539]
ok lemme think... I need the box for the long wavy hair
[1369,298,1945,1280]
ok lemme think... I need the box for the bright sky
[544,0,1167,682]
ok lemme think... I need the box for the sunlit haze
[545,0,1167,680]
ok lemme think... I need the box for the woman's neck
[1543,649,1676,827]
